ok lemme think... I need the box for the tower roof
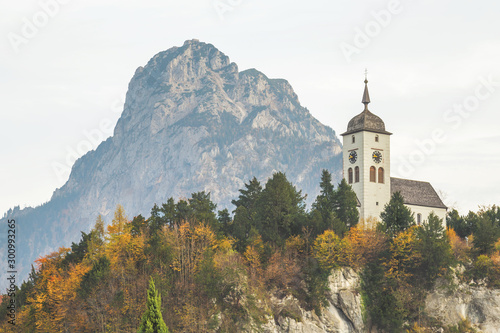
[341,77,392,136]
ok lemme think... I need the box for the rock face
[262,268,364,333]
[0,40,342,287]
[426,281,500,332]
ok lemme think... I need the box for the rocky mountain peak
[1,40,343,286]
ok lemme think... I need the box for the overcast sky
[1,0,499,215]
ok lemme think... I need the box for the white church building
[340,78,447,228]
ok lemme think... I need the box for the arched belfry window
[370,166,376,182]
[355,166,360,183]
[378,167,384,184]
[348,168,353,184]
[375,135,379,142]
[352,135,355,144]
[417,213,422,225]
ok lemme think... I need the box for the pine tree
[138,278,169,333]
[473,216,499,255]
[189,191,218,228]
[333,178,359,230]
[416,212,453,288]
[231,177,263,250]
[311,169,336,235]
[379,192,414,236]
[256,172,306,245]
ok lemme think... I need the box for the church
[340,77,447,228]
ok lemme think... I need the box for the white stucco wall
[406,204,447,229]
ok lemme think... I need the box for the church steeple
[341,72,391,136]
[362,70,370,111]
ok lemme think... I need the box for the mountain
[0,39,342,286]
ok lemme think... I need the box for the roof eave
[340,129,393,136]
[401,202,448,210]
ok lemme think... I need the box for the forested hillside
[1,171,499,332]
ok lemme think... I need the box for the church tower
[341,77,392,227]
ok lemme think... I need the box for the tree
[416,212,453,288]
[108,204,128,236]
[256,172,306,245]
[333,178,359,230]
[446,209,469,238]
[61,230,93,267]
[231,177,263,249]
[379,192,414,236]
[312,170,335,221]
[189,191,218,228]
[472,215,499,255]
[175,199,192,222]
[464,211,480,236]
[313,230,348,271]
[384,226,421,284]
[87,215,106,262]
[218,208,232,235]
[231,177,263,212]
[138,278,169,333]
[311,169,337,236]
[78,256,111,298]
[131,214,147,236]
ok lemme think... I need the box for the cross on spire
[362,69,370,110]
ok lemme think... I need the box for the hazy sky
[1,0,499,215]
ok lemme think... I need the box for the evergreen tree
[333,178,359,232]
[464,211,480,236]
[231,177,263,211]
[175,199,193,222]
[189,191,218,228]
[218,208,232,235]
[312,169,335,219]
[472,216,499,255]
[138,278,169,333]
[446,209,469,238]
[256,172,306,245]
[78,256,111,298]
[148,203,163,234]
[61,230,93,267]
[416,212,453,288]
[311,169,336,235]
[161,198,177,227]
[379,192,414,236]
[131,214,147,236]
[231,177,263,250]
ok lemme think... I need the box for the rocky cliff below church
[262,268,500,333]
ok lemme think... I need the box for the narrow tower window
[375,135,379,142]
[370,166,376,182]
[348,168,353,184]
[355,166,360,183]
[378,167,384,184]
[417,213,422,225]
[352,135,355,144]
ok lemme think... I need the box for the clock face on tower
[372,151,382,163]
[348,151,357,164]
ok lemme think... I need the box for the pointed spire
[362,69,370,111]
